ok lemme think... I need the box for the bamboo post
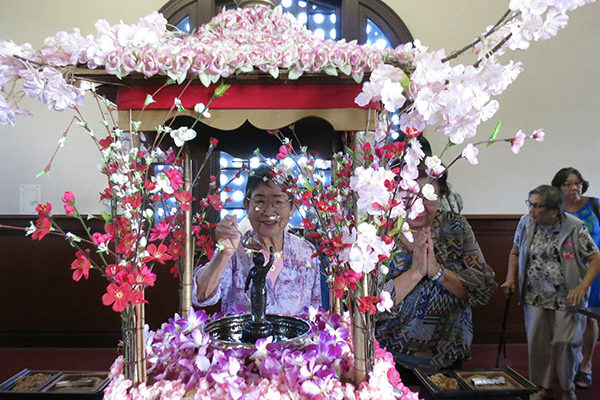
[181,151,193,317]
[352,273,373,384]
[122,303,147,385]
[329,288,343,316]
[351,130,375,384]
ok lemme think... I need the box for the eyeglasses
[248,196,291,212]
[525,200,545,210]
[561,181,582,188]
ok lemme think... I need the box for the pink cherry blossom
[510,130,527,153]
[461,143,480,165]
[531,128,545,142]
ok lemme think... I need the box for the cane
[495,290,513,368]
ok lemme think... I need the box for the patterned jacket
[375,211,497,371]
[514,212,596,306]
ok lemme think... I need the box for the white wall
[389,0,600,214]
[0,0,165,214]
[0,0,598,215]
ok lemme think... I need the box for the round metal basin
[204,314,311,348]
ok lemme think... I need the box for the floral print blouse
[375,211,497,371]
[517,221,597,310]
[193,230,322,315]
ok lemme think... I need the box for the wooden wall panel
[0,214,526,347]
[0,216,179,347]
[467,215,525,344]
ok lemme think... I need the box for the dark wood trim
[1,214,526,346]
[358,0,413,46]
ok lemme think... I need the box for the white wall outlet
[19,184,41,214]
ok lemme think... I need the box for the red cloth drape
[117,83,373,110]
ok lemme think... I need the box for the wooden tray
[414,367,537,399]
[0,370,109,399]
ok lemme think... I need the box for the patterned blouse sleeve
[310,255,323,309]
[450,214,498,307]
[577,224,600,260]
[191,256,233,308]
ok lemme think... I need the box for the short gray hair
[528,184,562,211]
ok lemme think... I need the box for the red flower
[92,232,112,246]
[32,216,52,240]
[123,195,142,211]
[168,243,183,261]
[102,282,133,312]
[62,191,75,204]
[276,144,290,160]
[344,270,362,291]
[169,264,179,278]
[98,136,113,149]
[332,275,346,299]
[173,229,186,242]
[207,193,224,212]
[99,188,113,201]
[404,127,421,139]
[144,179,156,191]
[175,190,195,211]
[144,243,172,264]
[65,204,76,217]
[360,142,372,153]
[35,202,52,216]
[209,137,219,146]
[115,232,137,255]
[164,167,183,190]
[70,250,91,282]
[127,266,156,287]
[357,296,379,315]
[300,191,313,206]
[105,263,122,280]
[131,289,147,305]
[149,221,170,242]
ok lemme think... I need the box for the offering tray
[0,370,109,399]
[414,366,537,399]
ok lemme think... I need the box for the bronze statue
[241,247,275,342]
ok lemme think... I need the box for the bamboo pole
[351,130,375,384]
[352,273,373,384]
[181,151,193,317]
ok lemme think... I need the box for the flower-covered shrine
[1,0,595,398]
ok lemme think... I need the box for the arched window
[158,0,413,224]
[159,0,413,48]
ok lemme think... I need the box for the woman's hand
[567,284,589,307]
[423,229,441,278]
[214,215,241,256]
[500,277,515,297]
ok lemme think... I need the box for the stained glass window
[219,151,331,228]
[175,15,191,33]
[366,18,391,50]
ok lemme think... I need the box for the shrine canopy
[116,80,376,133]
[71,3,396,156]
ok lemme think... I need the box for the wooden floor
[0,344,598,399]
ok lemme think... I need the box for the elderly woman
[552,167,600,389]
[502,185,600,400]
[375,169,497,383]
[193,165,321,314]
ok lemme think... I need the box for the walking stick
[495,291,513,368]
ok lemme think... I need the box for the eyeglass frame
[246,195,292,212]
[525,199,545,210]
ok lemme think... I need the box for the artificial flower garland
[104,309,421,400]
